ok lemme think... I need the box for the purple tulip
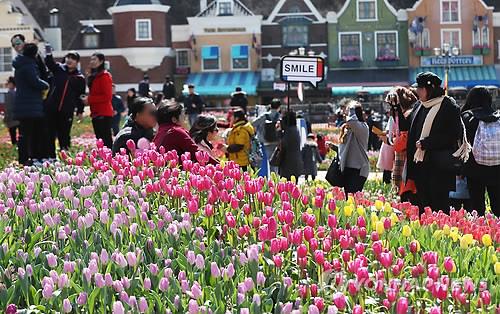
[210,262,220,278]
[159,277,169,292]
[138,297,148,313]
[46,253,57,268]
[77,292,87,305]
[63,298,72,313]
[112,301,125,314]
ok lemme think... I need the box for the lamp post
[433,43,460,96]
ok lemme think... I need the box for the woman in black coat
[461,87,500,216]
[278,111,303,180]
[406,72,468,213]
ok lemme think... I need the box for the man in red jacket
[82,53,114,148]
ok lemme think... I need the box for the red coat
[88,70,113,118]
[153,122,217,164]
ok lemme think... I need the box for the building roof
[197,0,254,17]
[113,0,161,5]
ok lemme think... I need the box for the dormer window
[136,19,152,41]
[81,24,100,49]
[357,0,377,21]
[218,1,233,16]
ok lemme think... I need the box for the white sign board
[280,56,325,88]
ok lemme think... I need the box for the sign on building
[421,55,483,67]
[280,56,325,88]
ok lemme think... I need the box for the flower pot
[414,50,423,56]
[473,48,482,55]
[482,48,490,55]
[421,49,432,56]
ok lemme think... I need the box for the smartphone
[45,43,52,55]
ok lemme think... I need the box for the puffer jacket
[12,54,49,119]
[227,120,255,167]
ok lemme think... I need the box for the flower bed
[0,142,498,313]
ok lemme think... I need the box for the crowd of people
[3,36,499,215]
[369,73,500,216]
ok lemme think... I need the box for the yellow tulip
[443,224,450,235]
[344,205,353,217]
[384,202,392,213]
[390,213,398,226]
[357,206,365,216]
[306,207,313,214]
[460,236,470,249]
[402,225,412,237]
[450,231,459,242]
[452,263,457,273]
[495,262,500,275]
[410,220,420,228]
[291,176,296,184]
[492,254,498,263]
[376,221,384,235]
[347,196,354,205]
[433,230,443,240]
[482,234,492,247]
[326,192,333,200]
[374,200,383,211]
[463,234,474,245]
[371,212,379,226]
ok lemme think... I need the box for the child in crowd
[302,133,323,181]
[449,176,471,211]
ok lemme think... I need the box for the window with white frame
[482,27,489,47]
[176,50,190,68]
[201,46,220,71]
[136,19,152,41]
[218,1,232,16]
[339,33,362,60]
[473,29,481,47]
[441,0,460,23]
[357,0,377,21]
[376,32,398,60]
[0,47,12,72]
[282,25,308,47]
[421,29,430,48]
[442,29,461,49]
[231,45,249,70]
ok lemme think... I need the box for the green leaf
[88,287,101,314]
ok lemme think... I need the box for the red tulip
[379,252,393,268]
[310,284,318,297]
[480,290,491,306]
[314,250,325,266]
[273,255,283,268]
[314,297,324,312]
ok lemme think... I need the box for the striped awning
[410,66,500,88]
[185,72,260,96]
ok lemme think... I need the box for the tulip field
[0,137,499,313]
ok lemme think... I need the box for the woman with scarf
[82,53,114,148]
[406,72,470,213]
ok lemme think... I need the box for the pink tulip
[442,257,453,273]
[429,306,441,314]
[6,304,17,314]
[144,277,151,290]
[308,304,320,314]
[353,304,363,314]
[211,262,221,278]
[396,297,408,314]
[333,292,347,310]
[188,299,199,314]
[95,273,105,288]
[379,252,393,268]
[126,252,137,267]
[297,244,307,258]
[480,290,491,306]
[42,283,53,299]
[314,250,325,266]
[348,279,358,296]
[273,255,283,268]
[191,282,202,299]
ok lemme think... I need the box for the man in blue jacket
[12,43,49,165]
[44,47,86,157]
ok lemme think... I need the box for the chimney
[45,8,62,51]
[200,0,207,11]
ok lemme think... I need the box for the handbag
[325,155,344,187]
[269,146,282,167]
[430,149,462,173]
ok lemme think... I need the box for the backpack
[473,119,500,166]
[263,112,280,143]
[248,132,264,169]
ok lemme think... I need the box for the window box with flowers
[375,55,400,66]
[473,45,490,55]
[340,56,362,62]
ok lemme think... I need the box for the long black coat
[406,96,462,191]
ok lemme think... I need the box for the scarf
[414,96,471,163]
[413,97,444,162]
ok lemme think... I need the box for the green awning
[332,86,362,96]
[410,66,499,88]
[185,72,260,96]
[331,86,392,96]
